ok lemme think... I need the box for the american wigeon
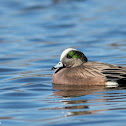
[52,48,126,86]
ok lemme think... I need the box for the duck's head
[52,48,88,70]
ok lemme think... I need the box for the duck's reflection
[53,84,108,116]
[53,84,106,97]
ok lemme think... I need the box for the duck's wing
[85,61,126,85]
[102,67,126,84]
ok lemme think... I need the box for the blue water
[1,0,126,125]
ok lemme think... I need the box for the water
[0,0,126,125]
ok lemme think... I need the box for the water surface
[1,0,126,125]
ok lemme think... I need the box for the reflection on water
[52,85,107,117]
[51,85,126,125]
[53,84,107,97]
[1,0,126,125]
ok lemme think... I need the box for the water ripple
[1,0,126,126]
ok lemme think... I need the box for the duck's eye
[67,55,72,59]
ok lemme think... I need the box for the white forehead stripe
[60,48,77,61]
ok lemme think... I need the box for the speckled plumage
[52,48,126,86]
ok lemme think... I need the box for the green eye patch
[67,51,82,59]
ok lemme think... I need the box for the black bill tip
[51,67,56,70]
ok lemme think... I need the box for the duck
[52,48,126,86]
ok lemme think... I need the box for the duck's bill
[51,61,63,70]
